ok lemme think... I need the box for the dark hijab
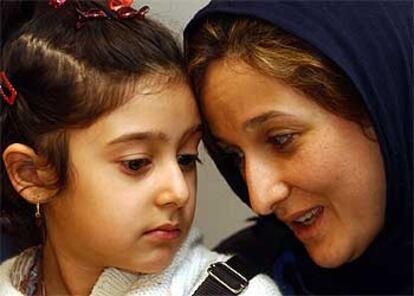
[185,1,412,294]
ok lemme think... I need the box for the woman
[185,1,412,294]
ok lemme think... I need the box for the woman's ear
[2,143,58,204]
[363,125,378,142]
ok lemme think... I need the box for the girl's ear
[2,143,58,204]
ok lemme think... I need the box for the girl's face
[202,60,386,268]
[45,79,201,273]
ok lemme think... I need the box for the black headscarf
[185,1,413,294]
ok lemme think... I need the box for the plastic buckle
[207,261,248,294]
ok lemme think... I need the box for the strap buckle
[207,261,249,294]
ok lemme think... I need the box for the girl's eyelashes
[119,153,201,176]
[268,133,297,151]
[121,158,152,175]
[177,154,202,171]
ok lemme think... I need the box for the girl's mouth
[143,223,182,241]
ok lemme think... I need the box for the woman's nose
[155,164,191,208]
[244,157,290,215]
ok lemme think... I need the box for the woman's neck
[42,240,102,295]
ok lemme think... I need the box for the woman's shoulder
[0,256,24,295]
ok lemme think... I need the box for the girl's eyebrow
[107,131,168,146]
[107,124,202,146]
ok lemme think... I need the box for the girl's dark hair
[1,1,186,250]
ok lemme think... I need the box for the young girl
[0,1,280,295]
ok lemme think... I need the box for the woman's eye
[121,158,151,174]
[269,133,296,150]
[177,154,201,171]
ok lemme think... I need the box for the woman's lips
[286,206,324,241]
[143,223,181,241]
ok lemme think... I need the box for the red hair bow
[109,0,149,19]
[0,72,17,106]
[48,0,149,20]
[49,0,66,9]
[108,0,133,11]
[49,0,134,10]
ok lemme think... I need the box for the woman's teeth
[294,207,320,225]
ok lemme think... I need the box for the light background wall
[137,0,255,248]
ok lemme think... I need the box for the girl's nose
[155,164,191,208]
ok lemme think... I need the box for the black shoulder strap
[192,255,261,295]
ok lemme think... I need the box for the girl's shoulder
[244,273,282,295]
[0,256,24,295]
[214,218,293,274]
[0,246,39,295]
[170,229,230,294]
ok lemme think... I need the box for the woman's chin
[306,244,352,269]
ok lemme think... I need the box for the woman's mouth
[293,207,322,225]
[288,206,324,241]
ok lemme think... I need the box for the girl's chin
[123,260,172,274]
[121,251,176,274]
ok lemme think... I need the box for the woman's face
[45,79,201,274]
[202,59,386,268]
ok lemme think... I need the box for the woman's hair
[1,1,186,248]
[186,15,371,126]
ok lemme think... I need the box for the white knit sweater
[0,228,281,295]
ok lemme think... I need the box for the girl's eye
[177,154,201,171]
[269,133,296,150]
[121,158,151,174]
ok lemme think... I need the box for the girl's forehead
[69,80,200,147]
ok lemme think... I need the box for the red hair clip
[48,0,67,9]
[116,5,149,19]
[49,0,149,29]
[108,0,149,19]
[108,0,133,11]
[76,8,109,29]
[0,72,17,106]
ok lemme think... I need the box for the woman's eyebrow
[243,110,287,131]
